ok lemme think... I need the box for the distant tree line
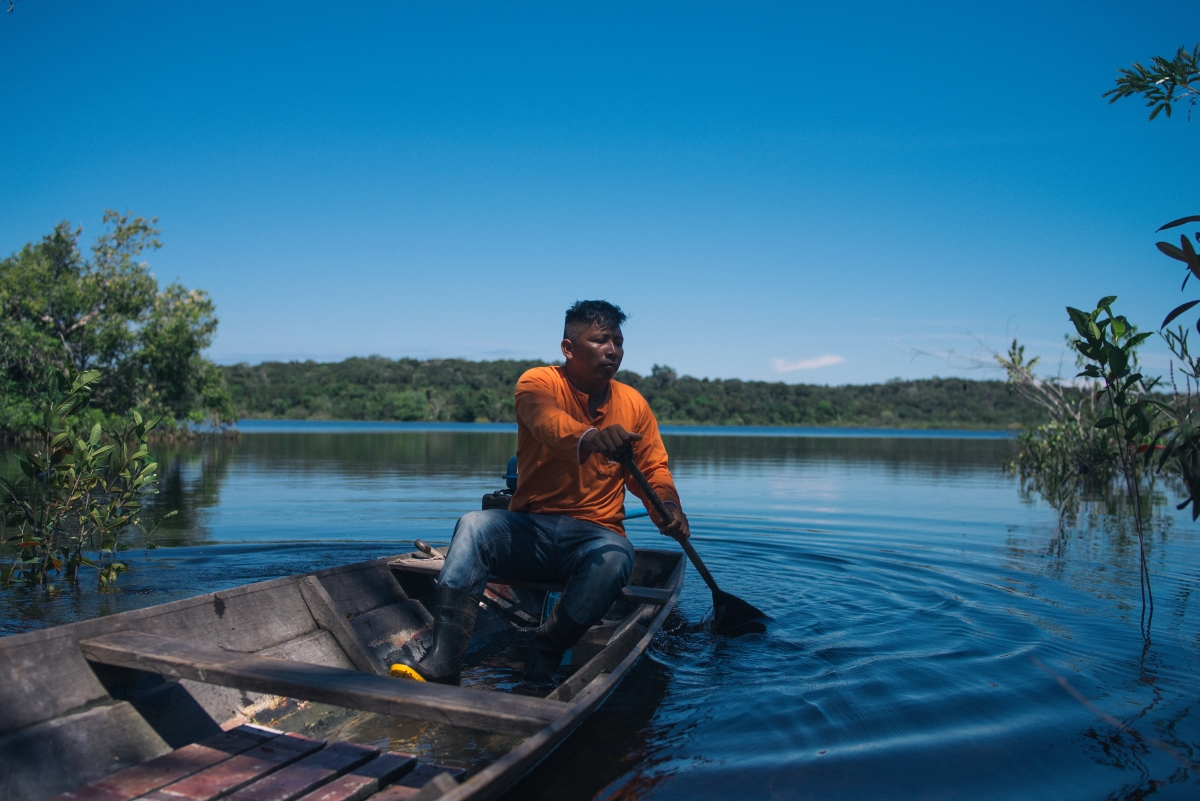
[223,357,1050,429]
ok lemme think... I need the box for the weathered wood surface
[225,741,379,801]
[2,701,173,801]
[299,576,384,675]
[386,558,671,605]
[258,629,356,671]
[547,622,648,704]
[309,560,410,619]
[138,731,325,801]
[386,558,443,577]
[79,630,567,737]
[369,765,465,801]
[619,585,673,605]
[46,724,276,801]
[293,753,417,801]
[349,601,432,670]
[70,736,462,801]
[0,575,318,737]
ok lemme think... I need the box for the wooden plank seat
[386,558,674,605]
[78,631,566,737]
[50,724,464,801]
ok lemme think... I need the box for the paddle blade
[712,590,769,637]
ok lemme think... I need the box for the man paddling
[393,300,689,692]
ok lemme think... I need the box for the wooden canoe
[0,545,685,801]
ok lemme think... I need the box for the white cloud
[771,354,845,372]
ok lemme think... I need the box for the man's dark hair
[563,300,627,341]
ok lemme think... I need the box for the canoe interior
[0,547,684,801]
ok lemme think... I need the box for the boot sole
[389,664,427,682]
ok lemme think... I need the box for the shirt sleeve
[514,370,594,464]
[624,397,682,523]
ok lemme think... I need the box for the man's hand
[581,424,642,461]
[658,502,690,541]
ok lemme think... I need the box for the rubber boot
[518,603,591,694]
[390,586,479,685]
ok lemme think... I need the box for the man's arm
[623,408,690,540]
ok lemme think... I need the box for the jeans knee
[584,546,634,591]
[449,510,496,552]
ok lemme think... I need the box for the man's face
[562,323,624,391]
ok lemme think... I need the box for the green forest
[223,358,1047,429]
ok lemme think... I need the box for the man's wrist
[577,427,598,464]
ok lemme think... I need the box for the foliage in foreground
[224,357,1049,429]
[0,211,234,441]
[0,371,170,588]
[1005,42,1200,635]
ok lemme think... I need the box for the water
[2,426,1197,799]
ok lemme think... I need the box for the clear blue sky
[3,2,1198,385]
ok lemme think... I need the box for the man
[393,300,689,692]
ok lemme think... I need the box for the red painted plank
[293,753,417,801]
[225,742,379,801]
[140,732,326,801]
[47,725,277,801]
[366,765,465,801]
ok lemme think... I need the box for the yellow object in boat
[389,664,426,681]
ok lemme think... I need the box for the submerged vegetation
[224,358,1048,429]
[0,211,234,442]
[1005,43,1200,635]
[0,371,168,589]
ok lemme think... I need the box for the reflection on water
[2,427,1199,800]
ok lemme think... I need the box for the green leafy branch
[0,369,168,588]
[1067,298,1157,633]
[1104,45,1200,120]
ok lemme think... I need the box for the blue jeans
[438,510,636,626]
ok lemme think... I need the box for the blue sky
[3,2,1199,385]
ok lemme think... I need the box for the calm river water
[2,422,1198,800]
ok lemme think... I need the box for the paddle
[618,452,769,636]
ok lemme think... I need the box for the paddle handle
[619,454,723,596]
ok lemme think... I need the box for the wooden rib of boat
[0,545,684,801]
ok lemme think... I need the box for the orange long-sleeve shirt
[508,366,682,535]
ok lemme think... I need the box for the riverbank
[224,357,1047,429]
[234,419,1019,438]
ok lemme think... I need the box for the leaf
[1111,317,1126,337]
[1157,215,1200,232]
[1162,301,1200,329]
[1158,240,1187,261]
[1066,307,1098,340]
[79,369,101,386]
[1095,417,1118,429]
[1097,295,1118,309]
[1179,236,1200,282]
[89,423,101,446]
